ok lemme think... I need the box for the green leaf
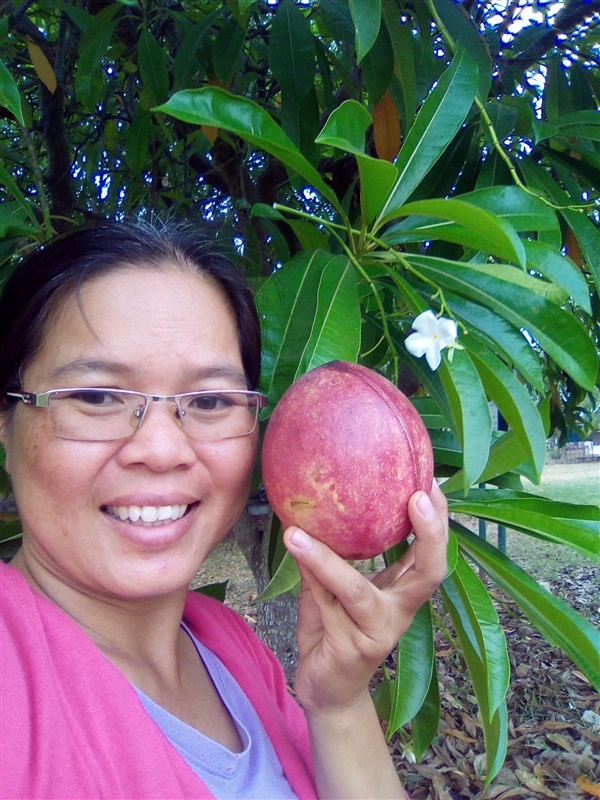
[437,348,492,491]
[432,0,492,101]
[269,0,315,102]
[538,110,600,143]
[453,523,600,691]
[154,87,342,212]
[441,291,544,392]
[446,529,460,577]
[315,99,371,154]
[315,100,397,223]
[411,661,440,760]
[138,29,170,107]
[212,16,246,86]
[375,48,479,228]
[54,1,95,32]
[172,15,217,89]
[465,339,547,481]
[0,202,40,237]
[446,557,510,719]
[389,602,434,732]
[460,263,567,306]
[257,250,330,408]
[448,489,600,562]
[459,185,560,235]
[523,239,591,315]
[0,60,25,125]
[319,0,356,43]
[442,430,534,494]
[0,171,41,229]
[382,0,416,124]
[74,13,119,112]
[280,86,320,165]
[384,197,527,268]
[349,0,381,62]
[430,429,464,469]
[297,256,361,376]
[441,562,508,784]
[255,550,300,602]
[194,580,228,602]
[125,111,151,175]
[407,255,599,392]
[256,251,355,410]
[520,159,600,296]
[285,220,331,253]
[361,20,393,105]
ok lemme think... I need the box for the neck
[10,546,189,676]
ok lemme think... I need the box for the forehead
[23,265,244,388]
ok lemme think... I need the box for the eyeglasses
[6,388,268,442]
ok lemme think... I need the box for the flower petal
[405,332,432,358]
[436,317,458,347]
[425,340,444,370]
[411,310,439,336]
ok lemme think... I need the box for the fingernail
[290,528,314,551]
[416,492,436,519]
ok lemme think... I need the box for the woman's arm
[283,483,448,800]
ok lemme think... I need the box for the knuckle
[344,573,374,610]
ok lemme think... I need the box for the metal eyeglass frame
[6,388,269,441]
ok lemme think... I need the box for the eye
[65,390,125,407]
[187,393,232,412]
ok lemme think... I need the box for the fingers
[283,482,449,635]
[373,482,448,618]
[407,481,449,588]
[284,527,381,633]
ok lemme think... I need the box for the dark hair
[0,220,262,397]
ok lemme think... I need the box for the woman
[0,220,448,799]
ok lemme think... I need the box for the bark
[233,502,299,682]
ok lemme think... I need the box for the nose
[116,399,197,472]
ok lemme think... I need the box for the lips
[103,503,190,526]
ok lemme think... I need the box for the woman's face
[1,266,258,601]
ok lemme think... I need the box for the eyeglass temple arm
[6,391,47,406]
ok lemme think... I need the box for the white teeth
[107,504,189,525]
[141,507,158,523]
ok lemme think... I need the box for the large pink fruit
[262,361,434,560]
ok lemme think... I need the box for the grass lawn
[482,461,599,581]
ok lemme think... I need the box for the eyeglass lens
[47,390,261,441]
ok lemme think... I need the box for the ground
[195,461,599,799]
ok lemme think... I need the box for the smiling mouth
[102,503,195,526]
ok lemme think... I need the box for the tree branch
[502,0,600,75]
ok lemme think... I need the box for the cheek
[205,437,257,497]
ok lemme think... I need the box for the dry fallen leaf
[577,776,600,797]
[441,728,477,744]
[515,769,558,798]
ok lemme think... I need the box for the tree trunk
[233,503,299,682]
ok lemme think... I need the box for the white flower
[404,310,458,371]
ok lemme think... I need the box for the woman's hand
[283,481,448,715]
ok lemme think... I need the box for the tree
[1,0,599,785]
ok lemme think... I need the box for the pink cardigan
[0,563,317,799]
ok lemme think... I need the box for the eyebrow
[48,359,249,387]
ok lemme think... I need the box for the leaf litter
[197,534,599,799]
